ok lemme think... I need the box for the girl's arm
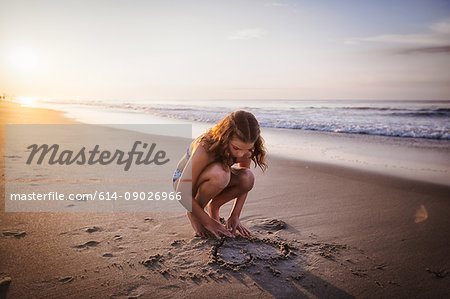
[226,174,252,237]
[229,192,246,219]
[227,193,251,237]
[236,150,253,169]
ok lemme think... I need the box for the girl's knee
[238,169,254,192]
[207,163,231,190]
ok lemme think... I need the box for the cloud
[354,33,447,46]
[228,28,266,40]
[394,45,450,55]
[345,19,450,54]
[430,19,450,34]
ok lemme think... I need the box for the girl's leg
[194,163,231,208]
[207,169,254,221]
[187,162,231,237]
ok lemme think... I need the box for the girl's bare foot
[206,202,220,222]
[186,211,210,238]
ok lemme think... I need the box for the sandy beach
[1,101,449,298]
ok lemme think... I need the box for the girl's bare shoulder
[191,138,215,162]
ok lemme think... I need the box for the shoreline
[18,100,450,186]
[1,101,449,298]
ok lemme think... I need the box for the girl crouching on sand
[173,110,267,239]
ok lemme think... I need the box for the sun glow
[6,46,39,73]
[16,97,38,107]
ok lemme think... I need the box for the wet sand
[1,101,449,298]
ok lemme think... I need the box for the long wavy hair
[199,110,267,171]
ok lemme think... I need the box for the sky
[1,0,450,101]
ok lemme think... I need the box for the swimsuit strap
[187,146,191,159]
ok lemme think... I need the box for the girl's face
[228,136,254,159]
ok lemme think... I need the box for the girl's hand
[205,219,235,240]
[226,216,251,238]
[238,158,251,169]
[237,149,252,169]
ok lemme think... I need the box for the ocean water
[30,99,450,185]
[38,99,450,140]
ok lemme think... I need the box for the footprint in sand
[258,219,287,231]
[74,241,100,249]
[85,226,102,233]
[141,254,164,268]
[3,231,26,238]
[426,268,450,279]
[0,274,12,289]
[0,274,12,299]
[170,240,185,247]
[58,276,74,283]
[244,218,287,235]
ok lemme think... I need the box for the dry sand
[1,101,449,298]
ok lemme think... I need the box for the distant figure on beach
[173,110,267,239]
